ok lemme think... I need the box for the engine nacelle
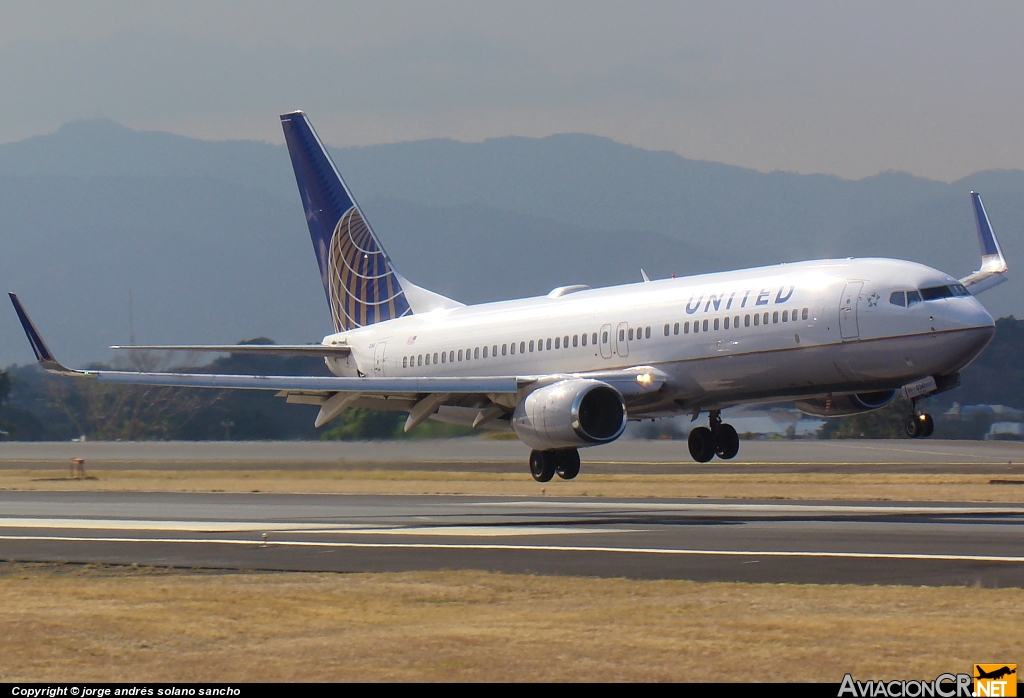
[794,390,897,418]
[512,379,627,450]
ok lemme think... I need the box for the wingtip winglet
[971,192,1003,259]
[7,293,78,375]
[960,192,1008,295]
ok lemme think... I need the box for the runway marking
[2,534,1024,564]
[0,519,630,537]
[468,501,1024,515]
[0,518,366,533]
[335,526,633,537]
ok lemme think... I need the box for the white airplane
[9,112,1009,481]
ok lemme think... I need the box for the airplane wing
[110,344,352,358]
[8,293,668,430]
[960,192,1008,294]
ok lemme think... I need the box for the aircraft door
[615,322,629,357]
[373,341,387,376]
[839,282,862,340]
[599,324,613,359]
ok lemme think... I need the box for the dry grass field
[1,467,1022,502]
[0,563,1020,682]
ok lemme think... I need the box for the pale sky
[1,0,1022,180]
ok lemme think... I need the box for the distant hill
[1,119,1021,365]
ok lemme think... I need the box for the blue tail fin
[280,111,412,332]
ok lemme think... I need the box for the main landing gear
[529,448,581,482]
[905,400,934,439]
[688,410,740,463]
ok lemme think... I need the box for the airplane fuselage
[325,257,995,421]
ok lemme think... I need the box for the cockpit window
[919,284,969,301]
[889,291,906,307]
[907,290,922,305]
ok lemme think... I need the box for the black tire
[530,450,556,482]
[715,423,740,460]
[688,427,715,463]
[920,413,934,438]
[905,416,922,439]
[556,449,581,480]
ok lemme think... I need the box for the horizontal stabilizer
[960,192,1008,295]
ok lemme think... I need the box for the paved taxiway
[2,490,1023,587]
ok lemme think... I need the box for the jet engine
[512,379,627,450]
[793,390,897,418]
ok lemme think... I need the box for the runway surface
[2,438,1024,474]
[2,490,1023,587]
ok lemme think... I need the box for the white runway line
[0,518,367,533]
[2,534,1023,564]
[471,501,1024,515]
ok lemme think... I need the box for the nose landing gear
[688,410,740,462]
[905,399,934,438]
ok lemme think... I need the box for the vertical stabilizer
[280,111,412,331]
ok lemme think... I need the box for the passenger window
[674,322,680,335]
[724,317,730,330]
[734,316,739,328]
[602,332,608,344]
[693,321,699,334]
[802,308,808,320]
[664,324,670,336]
[483,346,488,358]
[425,354,430,366]
[753,314,760,326]
[593,332,598,344]
[581,334,586,347]
[563,335,569,347]
[432,352,437,364]
[684,321,690,333]
[458,350,463,361]
[502,344,507,356]
[403,357,408,368]
[890,291,906,307]
[714,318,720,331]
[702,319,709,332]
[763,312,769,325]
[573,335,579,347]
[907,290,921,305]
[645,326,651,339]
[773,312,779,323]
[472,347,478,359]
[744,314,750,327]
[782,310,788,322]
[625,329,631,341]
[418,355,423,366]
[555,337,561,349]
[536,339,542,351]
[529,341,534,352]
[441,352,446,364]
[510,343,516,355]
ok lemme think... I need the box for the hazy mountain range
[1,119,1021,366]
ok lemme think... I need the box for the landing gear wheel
[555,449,581,480]
[714,423,740,460]
[530,450,556,482]
[688,427,715,463]
[920,413,934,438]
[905,415,922,439]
